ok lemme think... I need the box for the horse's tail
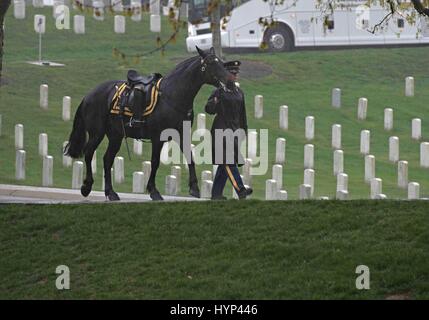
[64,100,87,158]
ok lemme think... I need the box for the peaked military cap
[224,60,241,73]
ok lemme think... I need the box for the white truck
[186,0,429,52]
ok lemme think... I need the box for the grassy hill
[0,200,428,299]
[0,200,429,299]
[1,6,429,199]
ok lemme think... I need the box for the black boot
[238,187,253,200]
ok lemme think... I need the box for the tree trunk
[211,0,223,58]
[0,0,12,86]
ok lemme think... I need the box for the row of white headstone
[253,77,415,121]
[15,0,173,34]
[39,84,72,121]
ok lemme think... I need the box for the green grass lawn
[1,6,429,200]
[0,201,428,299]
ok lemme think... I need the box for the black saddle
[127,70,158,86]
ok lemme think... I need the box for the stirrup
[127,118,144,128]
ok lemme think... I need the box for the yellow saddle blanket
[110,78,162,118]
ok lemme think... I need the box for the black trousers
[212,164,245,197]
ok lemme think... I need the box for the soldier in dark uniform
[205,60,253,200]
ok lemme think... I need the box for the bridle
[200,55,228,90]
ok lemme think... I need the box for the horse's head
[196,46,233,89]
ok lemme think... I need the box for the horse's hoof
[189,187,200,198]
[150,191,164,201]
[81,184,92,197]
[107,191,120,201]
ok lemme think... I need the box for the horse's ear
[209,47,215,55]
[196,46,205,57]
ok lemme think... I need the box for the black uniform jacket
[205,83,248,165]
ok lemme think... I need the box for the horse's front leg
[147,139,164,201]
[179,133,200,198]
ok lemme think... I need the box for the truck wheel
[264,26,294,52]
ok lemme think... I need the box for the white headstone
[333,149,344,176]
[40,84,48,110]
[42,155,53,187]
[243,158,252,186]
[14,0,26,20]
[133,140,143,156]
[114,15,126,34]
[265,179,277,200]
[114,156,125,184]
[131,0,142,22]
[331,124,341,149]
[408,182,420,200]
[112,0,123,12]
[375,194,387,200]
[332,88,341,108]
[303,168,315,197]
[38,133,48,157]
[74,15,85,34]
[357,98,367,120]
[279,105,288,130]
[150,14,161,32]
[34,15,46,34]
[91,151,97,174]
[272,164,283,191]
[299,184,312,200]
[197,113,206,131]
[364,155,375,183]
[150,0,161,15]
[405,76,414,97]
[337,173,348,192]
[202,170,212,182]
[336,190,348,200]
[132,172,144,193]
[33,0,44,8]
[171,166,181,194]
[275,138,286,164]
[420,142,429,168]
[201,180,213,199]
[72,161,83,189]
[248,131,257,161]
[142,161,151,193]
[370,178,382,199]
[93,1,105,21]
[305,116,315,140]
[165,175,177,196]
[398,160,408,189]
[360,130,370,155]
[384,108,393,131]
[304,144,314,169]
[62,96,71,121]
[411,118,422,140]
[15,124,24,150]
[277,190,288,200]
[15,150,26,180]
[63,141,72,167]
[254,95,263,119]
[389,136,399,163]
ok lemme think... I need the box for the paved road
[0,184,206,204]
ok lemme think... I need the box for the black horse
[64,47,232,201]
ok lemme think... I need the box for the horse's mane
[165,55,200,79]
